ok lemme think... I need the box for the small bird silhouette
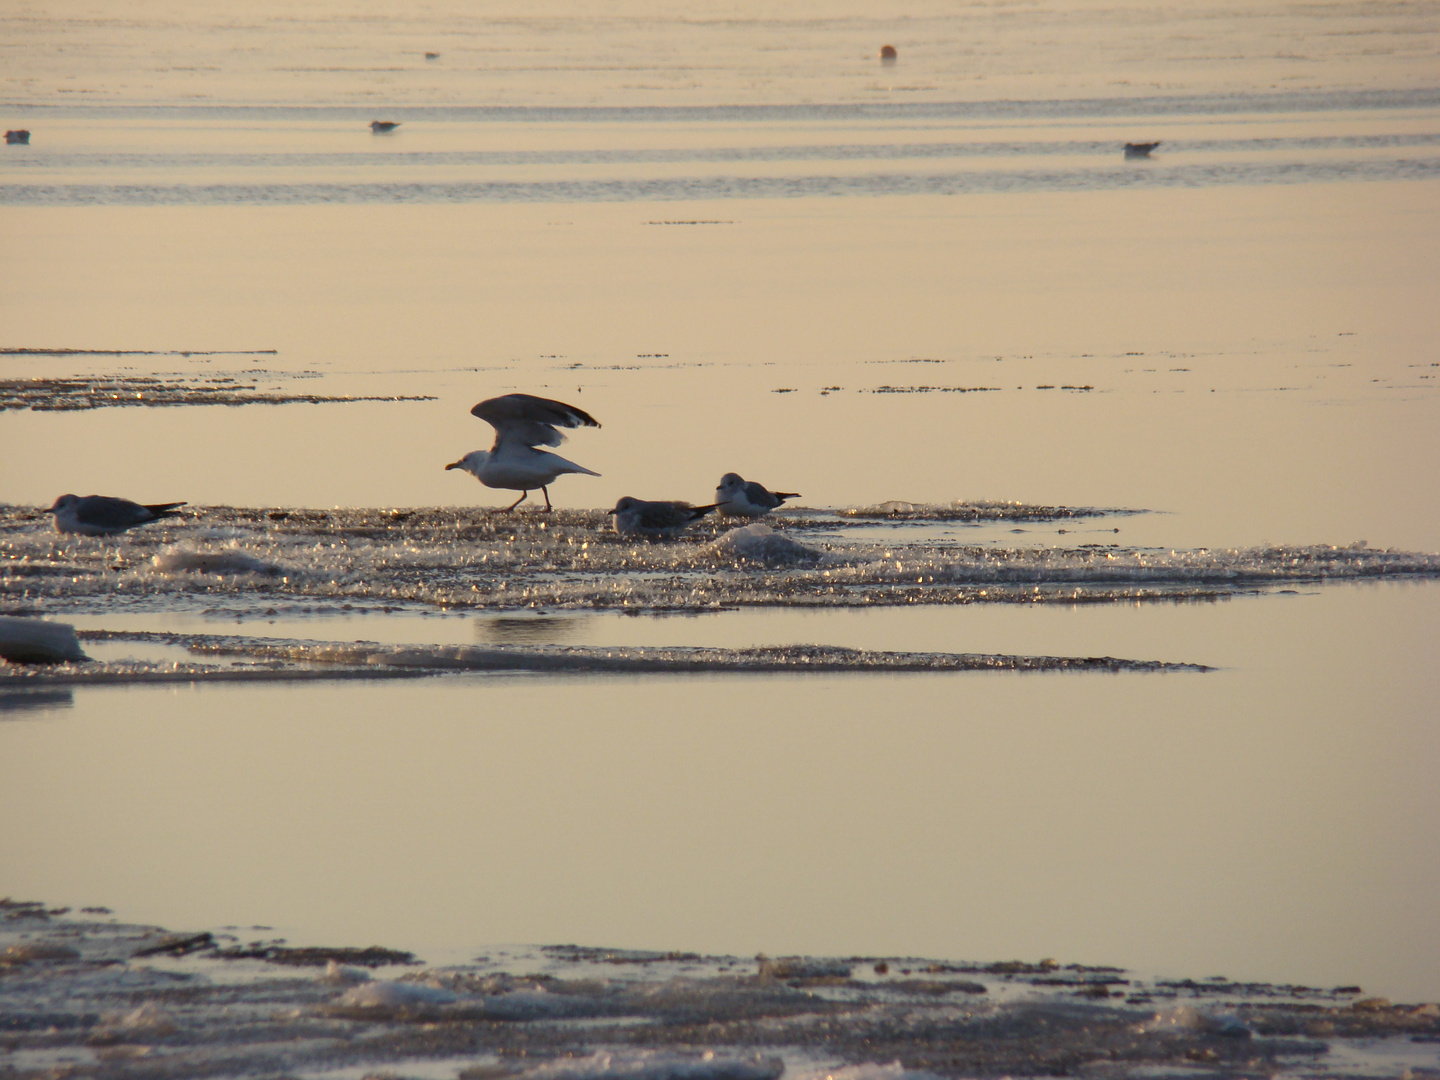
[1124,141,1160,159]
[48,494,186,535]
[5,130,31,145]
[608,497,717,539]
[370,120,400,134]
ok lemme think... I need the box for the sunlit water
[2,0,1439,1009]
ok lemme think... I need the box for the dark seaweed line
[12,87,1440,122]
[3,156,1438,206]
[1,393,438,410]
[13,132,1440,172]
[0,667,433,688]
[58,630,1213,676]
[0,348,278,356]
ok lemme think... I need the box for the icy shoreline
[2,900,1436,1080]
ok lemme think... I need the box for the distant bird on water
[715,473,800,518]
[5,130,30,145]
[609,497,717,539]
[446,393,600,512]
[49,494,186,536]
[370,120,400,134]
[1124,141,1160,159]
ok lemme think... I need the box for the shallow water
[2,0,1439,1028]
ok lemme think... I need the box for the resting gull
[446,393,600,512]
[715,473,800,517]
[49,494,186,536]
[609,497,717,539]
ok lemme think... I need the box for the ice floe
[0,631,1212,686]
[0,615,87,663]
[4,505,1437,618]
[0,902,1434,1080]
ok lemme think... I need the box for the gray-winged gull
[49,494,186,535]
[446,393,600,512]
[608,497,717,539]
[715,473,800,518]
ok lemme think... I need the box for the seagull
[370,120,400,133]
[608,497,718,539]
[49,495,186,536]
[715,473,800,517]
[1124,141,1160,159]
[446,393,600,511]
[5,130,30,145]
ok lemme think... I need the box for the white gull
[446,393,600,512]
[714,473,800,517]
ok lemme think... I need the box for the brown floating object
[879,44,898,61]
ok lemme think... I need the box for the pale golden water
[3,585,1438,1001]
[2,0,1440,1010]
[4,178,1438,548]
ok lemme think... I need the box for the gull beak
[444,459,463,470]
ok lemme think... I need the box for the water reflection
[478,614,588,645]
[0,688,74,715]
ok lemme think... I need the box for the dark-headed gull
[715,473,800,517]
[49,494,186,535]
[608,497,717,539]
[446,393,600,511]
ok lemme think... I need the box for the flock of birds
[370,119,1162,160]
[9,119,1161,161]
[46,393,800,541]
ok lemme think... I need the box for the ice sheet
[1,905,1434,1080]
[5,506,1437,622]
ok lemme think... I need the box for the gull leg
[497,491,529,513]
[541,486,553,511]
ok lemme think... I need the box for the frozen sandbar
[1,901,1435,1080]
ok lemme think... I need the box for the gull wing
[471,394,600,450]
[78,496,181,529]
[638,502,717,528]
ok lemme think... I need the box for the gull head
[717,473,745,494]
[607,496,640,515]
[445,451,489,478]
[48,494,81,514]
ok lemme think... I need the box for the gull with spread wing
[446,393,600,511]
